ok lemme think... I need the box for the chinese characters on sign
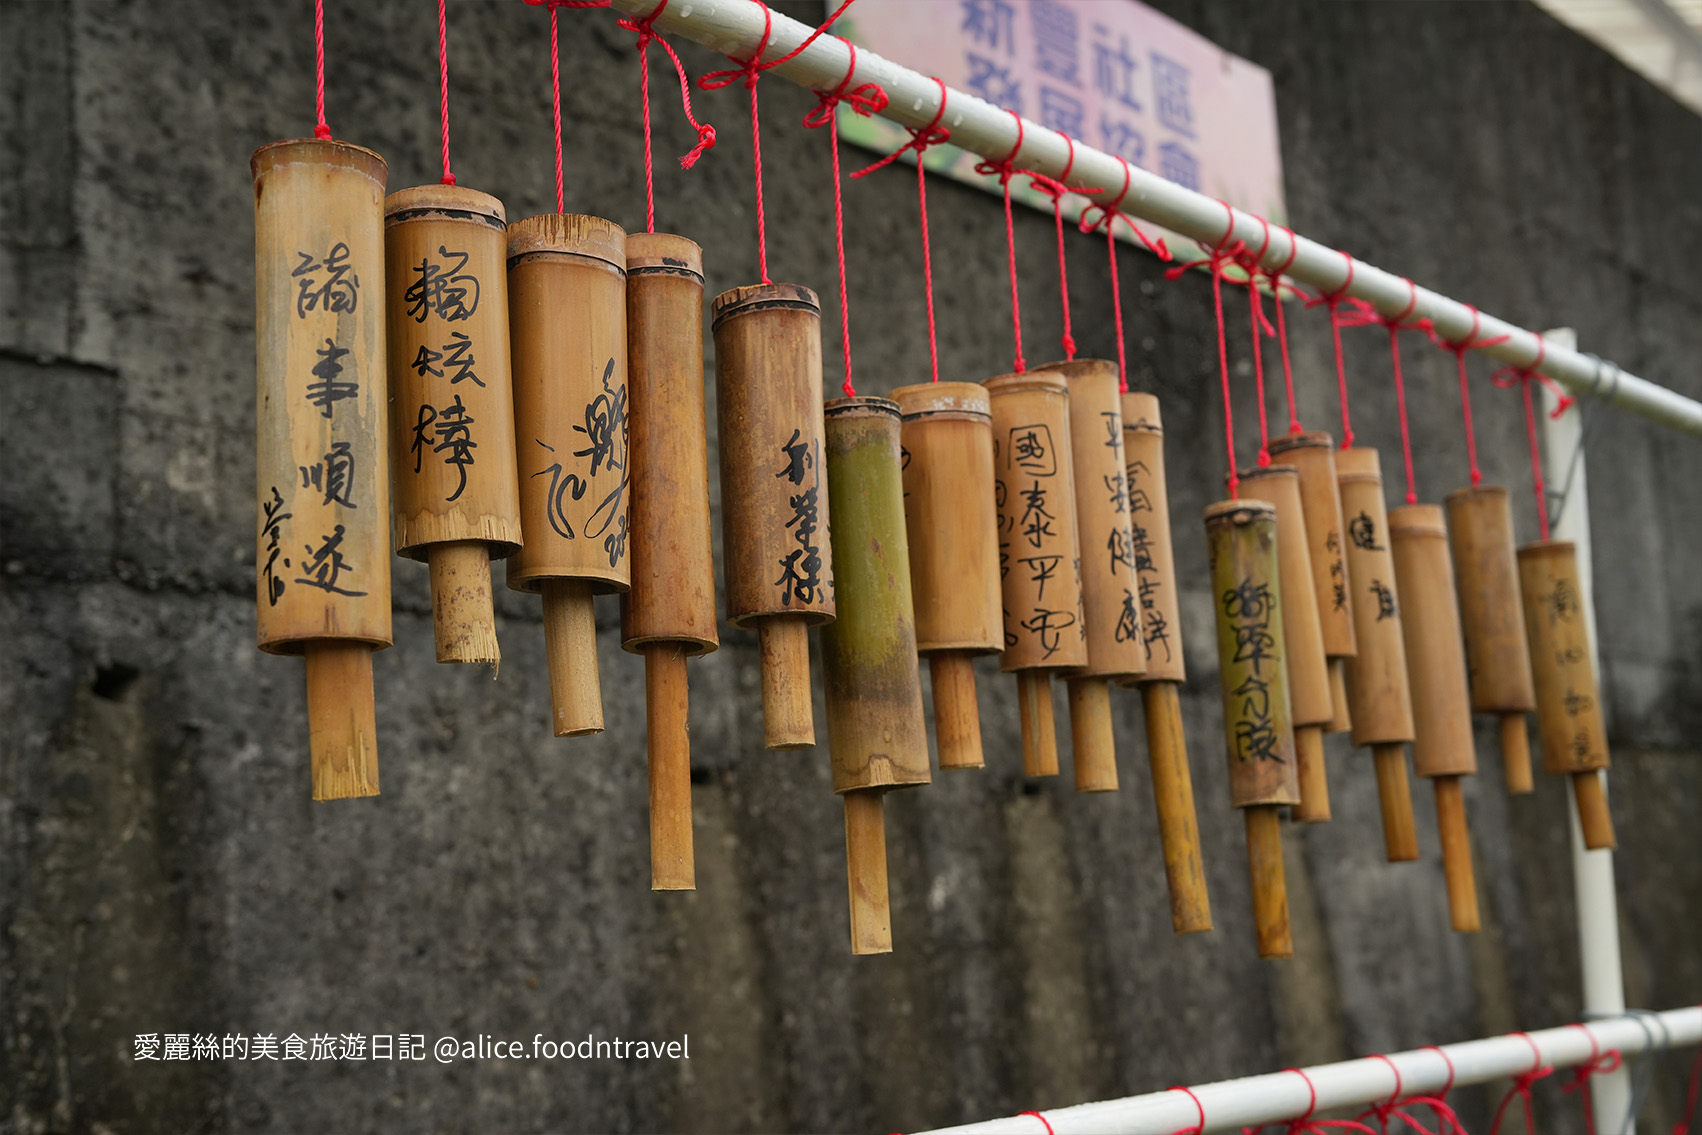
[835,0,1285,251]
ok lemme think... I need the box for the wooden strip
[1067,677,1119,792]
[1373,742,1421,862]
[1434,774,1481,933]
[1141,681,1213,934]
[844,792,892,955]
[1245,805,1293,959]
[428,541,498,666]
[646,643,695,890]
[758,617,814,750]
[929,652,985,770]
[543,578,602,737]
[304,640,380,801]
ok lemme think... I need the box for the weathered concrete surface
[1,1,1699,1132]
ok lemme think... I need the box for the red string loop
[1166,1084,1208,1135]
[1018,1111,1057,1135]
[1303,250,1359,447]
[1076,156,1169,394]
[1560,1024,1623,1135]
[1229,209,1275,467]
[313,0,331,139]
[1426,305,1510,487]
[1490,337,1571,540]
[1023,135,1100,363]
[1165,203,1247,497]
[974,111,1029,374]
[1266,226,1303,434]
[802,42,885,398]
[613,0,717,232]
[1490,1032,1556,1135]
[1334,279,1433,504]
[1241,1068,1380,1135]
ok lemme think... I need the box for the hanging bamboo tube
[1389,504,1482,932]
[712,284,835,749]
[252,138,392,801]
[986,370,1089,776]
[1336,448,1420,861]
[506,215,630,737]
[1036,359,1144,792]
[620,234,718,891]
[1241,466,1335,823]
[1518,540,1615,850]
[1204,499,1298,959]
[893,382,1003,770]
[819,398,932,955]
[1120,393,1211,935]
[1445,486,1537,794]
[1267,432,1357,735]
[384,184,522,666]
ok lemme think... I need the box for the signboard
[833,0,1286,257]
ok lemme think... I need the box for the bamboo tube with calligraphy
[1036,359,1144,792]
[1335,447,1421,861]
[1119,393,1211,935]
[986,370,1089,777]
[1518,540,1616,850]
[384,185,521,666]
[1267,432,1357,735]
[1204,499,1298,959]
[505,215,631,737]
[252,138,392,801]
[1241,466,1335,823]
[1390,504,1482,932]
[892,382,1003,770]
[620,234,718,891]
[819,398,932,955]
[712,284,835,750]
[1446,486,1537,794]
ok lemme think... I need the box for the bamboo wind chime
[1121,395,1212,935]
[894,382,1004,770]
[252,131,393,801]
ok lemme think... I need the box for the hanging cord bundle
[1303,250,1363,447]
[974,110,1033,374]
[1164,205,1248,497]
[699,0,859,282]
[1336,279,1433,505]
[851,77,951,382]
[1490,338,1574,541]
[1077,156,1171,393]
[1426,305,1510,487]
[801,40,887,397]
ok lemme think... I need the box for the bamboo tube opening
[542,578,603,737]
[646,643,695,891]
[929,651,984,770]
[1327,658,1353,734]
[1372,743,1421,862]
[1572,771,1617,851]
[1245,805,1293,959]
[1016,671,1060,777]
[1500,713,1534,795]
[428,541,499,667]
[758,617,815,750]
[1141,681,1213,934]
[1067,677,1119,792]
[1292,725,1331,823]
[303,640,381,801]
[1434,775,1480,933]
[844,791,892,955]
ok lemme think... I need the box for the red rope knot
[1021,134,1100,363]
[616,0,718,179]
[1166,1085,1207,1135]
[1490,1032,1556,1135]
[1490,336,1571,540]
[976,109,1030,373]
[1335,278,1432,504]
[1561,1024,1622,1135]
[1241,1068,1379,1135]
[1427,304,1510,487]
[1164,202,1249,497]
[850,75,951,179]
[1353,1054,1468,1135]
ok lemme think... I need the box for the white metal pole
[609,0,1702,437]
[913,1007,1702,1135]
[1540,328,1631,1135]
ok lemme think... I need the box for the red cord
[1559,1025,1621,1135]
[1336,279,1431,504]
[1490,337,1573,541]
[1353,1053,1467,1135]
[1267,226,1303,433]
[1676,1047,1702,1135]
[1304,250,1359,447]
[1235,209,1274,467]
[1167,1085,1207,1135]
[1106,224,1128,392]
[1018,1112,1056,1135]
[614,0,716,233]
[1490,1032,1556,1135]
[974,110,1029,374]
[313,0,331,139]
[1241,1068,1379,1135]
[851,77,951,383]
[802,43,886,397]
[1034,134,1082,360]
[523,0,621,210]
[1077,155,1170,393]
[437,0,454,184]
[1166,209,1245,498]
[1426,305,1509,488]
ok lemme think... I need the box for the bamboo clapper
[986,369,1089,776]
[1336,447,1421,861]
[1390,504,1482,932]
[620,234,718,890]
[252,137,394,800]
[506,215,632,736]
[712,284,835,750]
[819,398,932,954]
[1120,393,1212,935]
[893,383,1004,770]
[1241,465,1335,823]
[384,184,522,667]
[1519,540,1616,850]
[1205,499,1300,958]
[1446,485,1538,794]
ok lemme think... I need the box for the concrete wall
[2,1,1699,1132]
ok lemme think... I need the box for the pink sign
[834,0,1287,251]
